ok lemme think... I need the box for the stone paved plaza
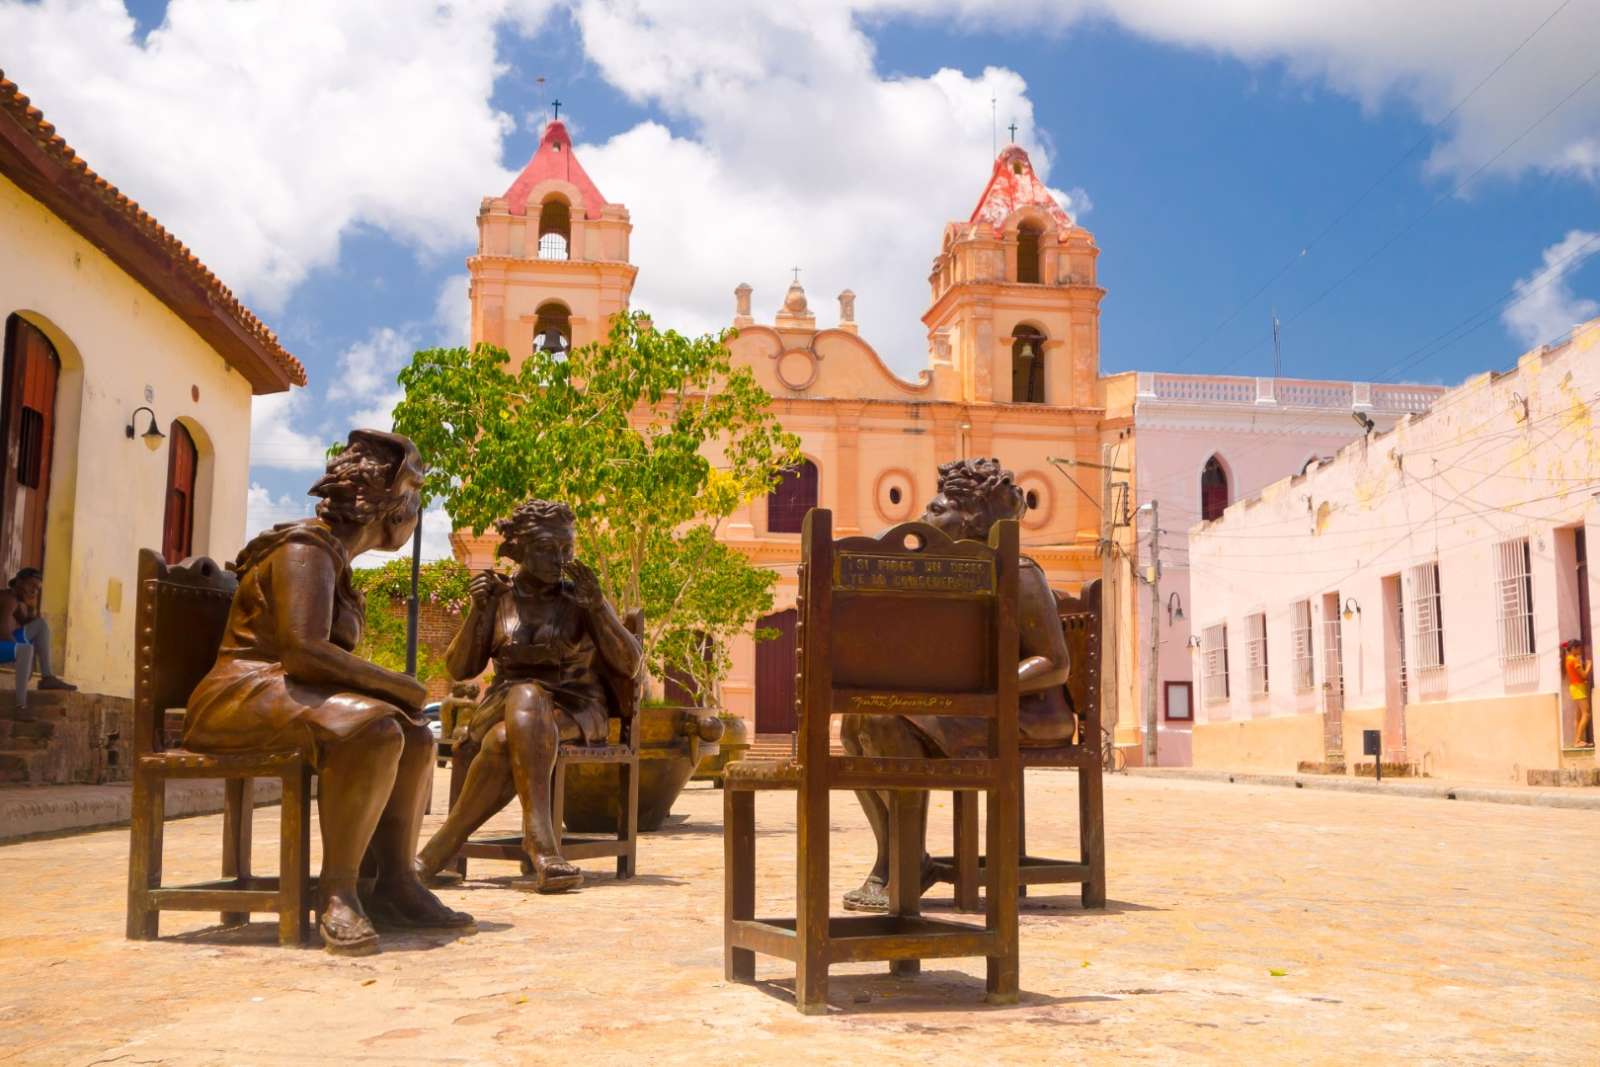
[1,770,1596,1065]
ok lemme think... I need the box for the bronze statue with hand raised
[416,500,643,893]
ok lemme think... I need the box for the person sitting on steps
[0,567,78,712]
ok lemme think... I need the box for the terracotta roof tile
[0,69,306,389]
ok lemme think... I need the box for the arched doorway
[537,196,571,260]
[754,608,798,734]
[767,459,818,534]
[162,420,198,564]
[1200,455,1230,521]
[1017,222,1042,283]
[0,314,61,578]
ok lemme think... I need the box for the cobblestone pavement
[0,771,1595,1065]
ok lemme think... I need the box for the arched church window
[1017,222,1042,284]
[1011,325,1046,405]
[533,301,571,359]
[767,459,818,534]
[537,196,570,261]
[1201,455,1230,522]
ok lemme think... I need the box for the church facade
[459,120,1110,732]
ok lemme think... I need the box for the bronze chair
[446,611,643,881]
[723,509,1022,1014]
[932,580,1105,910]
[125,550,314,945]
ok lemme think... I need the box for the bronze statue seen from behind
[839,457,1074,911]
[182,429,473,954]
[416,499,643,892]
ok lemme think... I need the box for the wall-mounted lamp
[1351,411,1375,434]
[1167,591,1184,626]
[126,406,165,452]
[1342,597,1361,621]
[1186,635,1202,648]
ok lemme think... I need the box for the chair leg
[723,786,755,983]
[279,765,312,947]
[125,768,163,940]
[448,743,471,879]
[888,789,922,977]
[1017,779,1029,899]
[221,777,254,926]
[617,756,639,880]
[952,789,981,912]
[795,785,830,1015]
[551,757,567,856]
[1080,762,1106,909]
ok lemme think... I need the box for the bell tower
[469,119,637,367]
[922,144,1102,407]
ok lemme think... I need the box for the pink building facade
[1103,372,1444,765]
[1186,321,1600,784]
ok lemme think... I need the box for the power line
[1168,0,1578,372]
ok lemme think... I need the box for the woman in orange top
[1564,640,1593,747]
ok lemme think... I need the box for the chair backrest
[796,508,1019,781]
[133,548,238,755]
[1054,579,1102,746]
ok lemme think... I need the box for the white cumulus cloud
[244,481,310,540]
[1502,229,1600,348]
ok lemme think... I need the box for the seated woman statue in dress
[415,499,643,893]
[839,457,1074,912]
[183,429,473,954]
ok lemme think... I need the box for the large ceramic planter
[693,714,750,784]
[561,705,723,832]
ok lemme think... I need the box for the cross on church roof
[552,98,562,119]
[1007,121,1018,142]
[792,266,802,283]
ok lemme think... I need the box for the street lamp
[125,406,166,451]
[1342,597,1361,621]
[1167,591,1184,625]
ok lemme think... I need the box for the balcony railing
[1136,372,1440,414]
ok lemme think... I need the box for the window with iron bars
[1494,538,1535,662]
[1245,612,1269,697]
[1291,600,1315,692]
[1407,561,1445,670]
[1202,623,1230,704]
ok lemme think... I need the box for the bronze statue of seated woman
[416,499,643,893]
[840,457,1074,912]
[182,430,473,954]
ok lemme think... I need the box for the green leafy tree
[350,559,474,689]
[391,311,800,700]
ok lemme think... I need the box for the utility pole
[1144,502,1160,767]
[1099,443,1118,744]
[405,515,422,677]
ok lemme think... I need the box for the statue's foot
[841,859,940,913]
[366,876,475,931]
[413,852,463,888]
[529,855,582,894]
[319,889,380,956]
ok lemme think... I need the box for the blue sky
[4,1,1598,558]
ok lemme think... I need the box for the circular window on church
[874,469,915,524]
[1016,471,1051,530]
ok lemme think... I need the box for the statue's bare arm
[1017,562,1070,694]
[270,543,427,712]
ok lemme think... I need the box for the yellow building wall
[1193,695,1559,783]
[1191,712,1324,774]
[1,174,256,697]
[1403,694,1560,784]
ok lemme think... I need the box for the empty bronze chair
[723,508,1022,1013]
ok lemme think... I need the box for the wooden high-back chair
[932,579,1106,910]
[722,509,1021,1014]
[125,549,315,945]
[446,610,644,881]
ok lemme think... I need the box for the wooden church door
[0,315,61,580]
[162,420,198,564]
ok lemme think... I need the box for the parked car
[422,701,442,741]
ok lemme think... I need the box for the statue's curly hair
[934,457,1025,531]
[495,499,576,558]
[310,429,425,528]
